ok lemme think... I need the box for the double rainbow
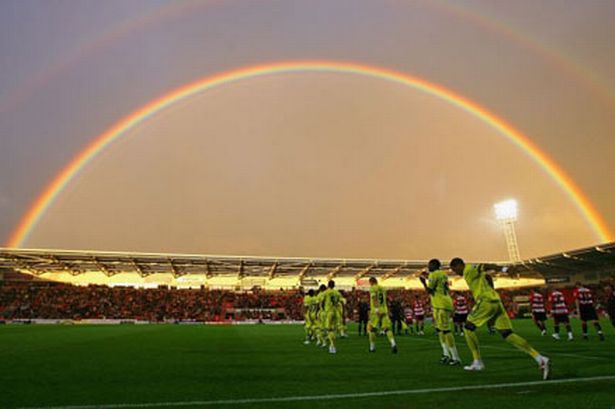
[7,61,612,247]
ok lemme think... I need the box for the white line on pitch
[18,375,615,409]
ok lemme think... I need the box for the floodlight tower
[494,199,521,262]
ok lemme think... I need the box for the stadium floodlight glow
[494,199,518,222]
[494,199,521,263]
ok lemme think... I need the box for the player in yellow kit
[336,293,348,338]
[419,259,461,365]
[322,280,343,354]
[315,284,328,348]
[449,258,550,379]
[303,289,317,344]
[367,277,398,353]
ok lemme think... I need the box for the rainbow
[3,1,613,116]
[0,1,216,114]
[6,60,612,247]
[423,0,615,109]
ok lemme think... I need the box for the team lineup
[303,257,607,381]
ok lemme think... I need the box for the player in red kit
[413,295,425,335]
[404,305,414,335]
[549,288,573,341]
[529,289,548,336]
[573,282,604,341]
[453,293,469,336]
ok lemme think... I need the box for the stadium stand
[0,242,613,322]
[1,277,613,323]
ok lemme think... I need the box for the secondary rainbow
[7,60,612,247]
[4,1,613,116]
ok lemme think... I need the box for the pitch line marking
[18,375,615,409]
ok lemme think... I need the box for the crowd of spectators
[0,279,613,322]
[0,282,304,322]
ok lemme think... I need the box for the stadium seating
[1,279,613,322]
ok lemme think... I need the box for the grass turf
[1,319,614,409]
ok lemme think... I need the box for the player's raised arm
[479,263,505,272]
[484,273,495,289]
[419,272,433,294]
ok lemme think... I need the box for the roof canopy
[1,242,612,288]
[510,242,615,278]
[0,248,439,282]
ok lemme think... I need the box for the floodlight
[493,199,521,262]
[494,199,518,222]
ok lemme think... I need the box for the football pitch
[1,320,614,409]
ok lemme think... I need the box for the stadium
[1,241,615,408]
[2,1,615,409]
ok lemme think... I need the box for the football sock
[465,330,481,361]
[386,330,396,347]
[438,332,449,357]
[328,331,336,348]
[445,332,460,360]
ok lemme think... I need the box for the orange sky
[30,74,599,259]
[1,0,614,260]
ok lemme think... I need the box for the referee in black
[358,300,369,336]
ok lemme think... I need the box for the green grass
[1,320,614,409]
